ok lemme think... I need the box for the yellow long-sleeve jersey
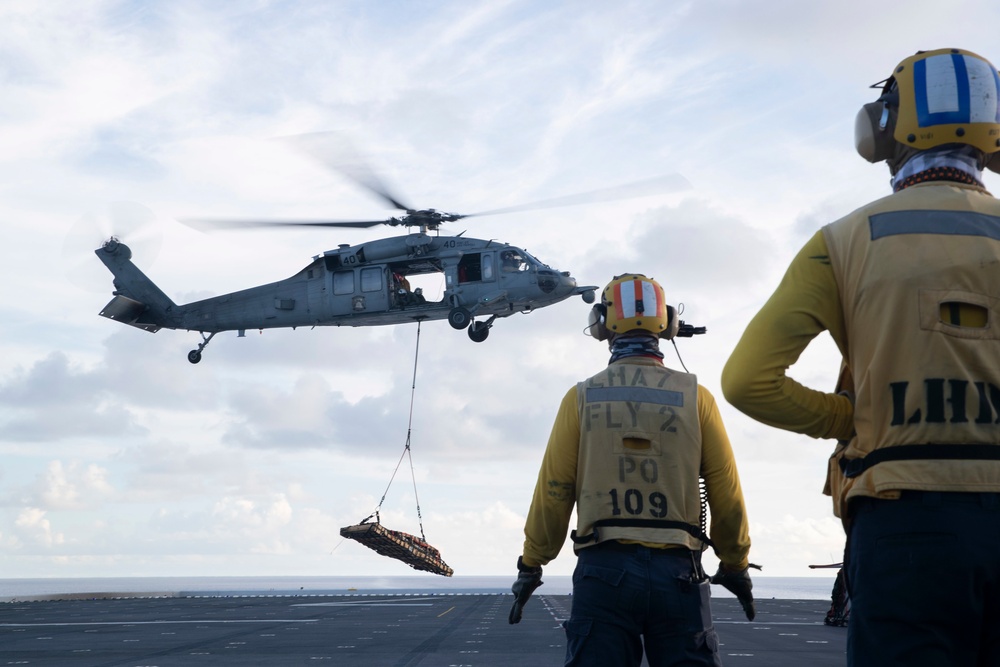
[721,230,855,441]
[521,373,751,571]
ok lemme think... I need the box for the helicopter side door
[456,252,495,285]
[451,251,513,315]
[329,265,390,316]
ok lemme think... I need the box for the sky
[3,0,1000,583]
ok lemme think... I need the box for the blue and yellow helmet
[856,48,1000,163]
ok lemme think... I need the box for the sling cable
[339,322,454,576]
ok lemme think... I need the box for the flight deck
[0,591,844,666]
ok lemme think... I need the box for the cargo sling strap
[839,443,1000,478]
[369,321,427,541]
[339,322,453,576]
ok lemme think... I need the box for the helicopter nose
[559,270,579,295]
[538,269,577,295]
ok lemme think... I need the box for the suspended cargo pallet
[340,522,454,577]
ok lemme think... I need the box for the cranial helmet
[854,48,1000,171]
[587,274,678,341]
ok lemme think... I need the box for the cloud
[116,440,253,501]
[572,197,782,329]
[212,493,294,555]
[220,370,408,452]
[31,460,114,511]
[14,507,65,549]
[0,352,148,441]
[0,333,232,442]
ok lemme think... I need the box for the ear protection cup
[855,99,897,163]
[661,305,679,340]
[588,303,609,340]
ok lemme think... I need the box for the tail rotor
[62,201,164,293]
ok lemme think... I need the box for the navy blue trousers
[846,491,1000,667]
[563,544,721,667]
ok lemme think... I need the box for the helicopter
[97,225,596,363]
[94,148,688,363]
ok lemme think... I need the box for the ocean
[0,575,836,602]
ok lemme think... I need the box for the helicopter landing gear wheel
[468,321,490,343]
[187,331,217,364]
[448,307,471,330]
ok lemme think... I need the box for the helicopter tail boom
[95,239,176,333]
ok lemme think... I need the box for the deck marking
[1,619,318,628]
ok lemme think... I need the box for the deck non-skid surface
[0,593,845,666]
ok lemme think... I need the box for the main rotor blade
[280,131,413,212]
[465,173,692,218]
[182,172,692,233]
[180,217,393,231]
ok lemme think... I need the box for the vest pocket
[919,288,999,339]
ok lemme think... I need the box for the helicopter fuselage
[96,233,596,361]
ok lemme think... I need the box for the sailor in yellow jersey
[722,49,1000,667]
[510,274,753,667]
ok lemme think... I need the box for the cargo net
[340,521,454,577]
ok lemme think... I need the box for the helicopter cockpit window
[333,270,355,295]
[521,249,545,268]
[361,267,383,293]
[500,249,528,272]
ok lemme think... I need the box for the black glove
[508,556,543,624]
[710,564,756,621]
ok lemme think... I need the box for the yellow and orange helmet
[587,274,678,341]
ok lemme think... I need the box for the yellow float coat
[523,357,750,570]
[723,182,1000,517]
